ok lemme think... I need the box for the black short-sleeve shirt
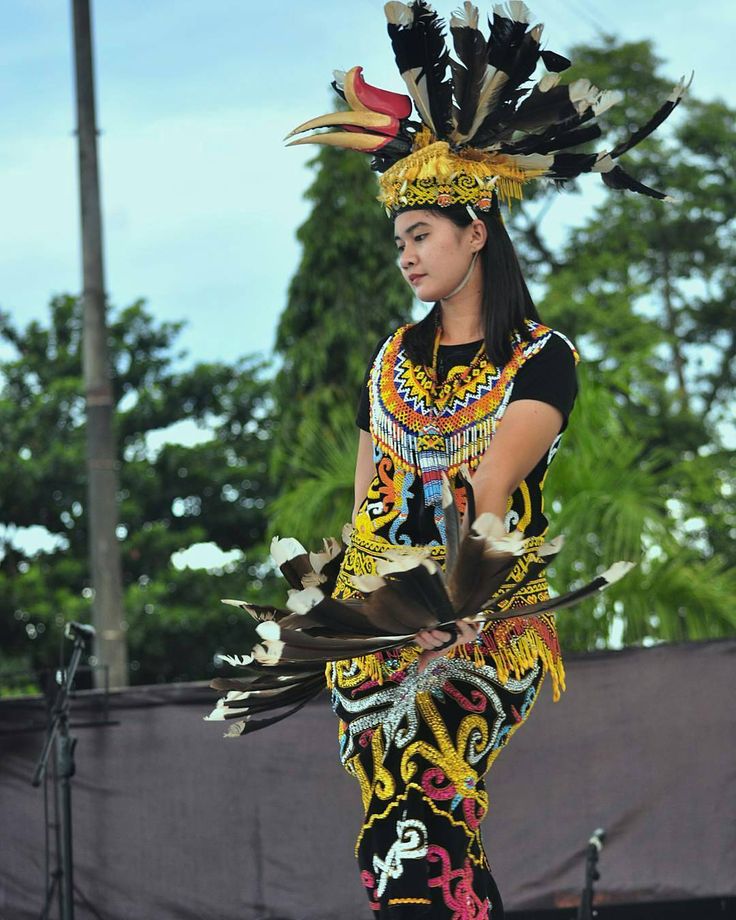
[356,332,577,433]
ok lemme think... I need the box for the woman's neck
[438,297,484,345]
[438,257,484,345]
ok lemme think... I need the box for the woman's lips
[408,273,426,285]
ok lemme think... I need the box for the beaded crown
[286,1,690,216]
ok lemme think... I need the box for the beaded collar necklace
[427,324,487,413]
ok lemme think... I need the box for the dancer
[208,3,687,916]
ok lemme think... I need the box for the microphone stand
[576,827,605,920]
[32,626,91,920]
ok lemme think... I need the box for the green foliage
[504,37,736,648]
[2,36,733,694]
[271,36,736,652]
[0,296,279,687]
[267,402,357,545]
[270,145,412,488]
[546,369,736,650]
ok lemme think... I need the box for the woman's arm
[416,398,564,669]
[352,429,375,525]
[471,398,564,518]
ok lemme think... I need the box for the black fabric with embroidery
[356,334,577,433]
[352,331,578,546]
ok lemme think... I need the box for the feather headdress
[285,1,691,214]
[206,471,634,737]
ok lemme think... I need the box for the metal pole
[71,0,128,687]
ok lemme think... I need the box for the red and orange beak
[285,66,412,154]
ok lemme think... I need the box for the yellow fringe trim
[327,628,565,702]
[389,898,432,906]
[377,135,545,212]
[326,530,566,701]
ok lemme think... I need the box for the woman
[211,3,683,915]
[327,196,577,917]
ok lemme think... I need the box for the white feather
[668,72,693,103]
[223,719,248,738]
[203,690,251,722]
[351,574,386,593]
[217,653,254,667]
[538,73,561,93]
[286,585,324,615]
[384,1,413,26]
[591,152,614,174]
[203,698,228,721]
[504,152,555,171]
[252,640,286,666]
[402,67,436,133]
[599,561,636,585]
[493,1,531,23]
[309,537,342,574]
[569,78,600,114]
[376,547,434,576]
[538,535,565,557]
[450,1,479,30]
[255,620,281,642]
[441,475,455,509]
[220,598,257,618]
[471,512,507,542]
[593,89,624,117]
[270,535,308,567]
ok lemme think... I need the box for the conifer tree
[270,145,413,515]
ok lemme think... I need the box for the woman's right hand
[415,619,480,671]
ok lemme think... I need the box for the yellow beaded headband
[377,127,544,215]
[286,2,690,217]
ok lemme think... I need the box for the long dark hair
[401,197,541,368]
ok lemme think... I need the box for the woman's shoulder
[522,319,580,365]
[373,323,414,363]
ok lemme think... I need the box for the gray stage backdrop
[1,639,734,920]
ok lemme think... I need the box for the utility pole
[71,0,128,687]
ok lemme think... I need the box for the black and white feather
[206,468,634,737]
[377,1,690,199]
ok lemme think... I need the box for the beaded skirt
[328,533,560,918]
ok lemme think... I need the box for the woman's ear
[469,218,488,253]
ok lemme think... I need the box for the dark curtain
[1,639,734,920]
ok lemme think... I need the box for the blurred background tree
[1,35,734,693]
[268,37,736,652]
[268,144,413,540]
[0,296,277,688]
[506,38,736,650]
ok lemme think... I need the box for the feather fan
[207,470,634,736]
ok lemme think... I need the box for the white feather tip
[599,561,636,586]
[450,2,479,30]
[384,1,413,26]
[286,585,324,615]
[270,535,308,567]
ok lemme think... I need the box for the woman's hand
[415,619,480,672]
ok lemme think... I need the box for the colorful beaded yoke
[369,319,569,479]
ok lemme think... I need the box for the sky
[1,0,735,372]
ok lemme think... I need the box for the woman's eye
[415,234,427,242]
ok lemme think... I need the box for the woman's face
[393,209,483,302]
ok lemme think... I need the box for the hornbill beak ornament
[285,66,415,157]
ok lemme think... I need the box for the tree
[266,37,736,651]
[270,144,413,509]
[0,296,278,688]
[520,39,736,648]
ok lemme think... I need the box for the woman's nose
[400,245,415,270]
